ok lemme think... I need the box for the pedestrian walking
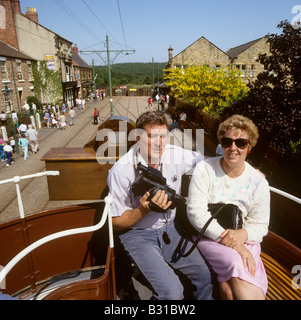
[26,124,39,153]
[11,110,18,124]
[147,97,152,108]
[18,133,29,160]
[44,111,50,128]
[0,111,6,126]
[9,137,16,153]
[0,140,5,162]
[3,143,13,166]
[69,107,76,126]
[93,108,99,125]
[18,122,27,134]
[77,98,82,110]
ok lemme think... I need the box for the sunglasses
[221,137,249,149]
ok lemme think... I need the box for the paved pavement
[0,96,175,222]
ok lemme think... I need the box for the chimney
[168,44,173,63]
[72,44,79,54]
[25,7,39,24]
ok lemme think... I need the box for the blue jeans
[4,151,11,165]
[119,222,213,300]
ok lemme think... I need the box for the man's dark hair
[136,111,167,130]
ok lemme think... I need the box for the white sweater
[187,157,270,244]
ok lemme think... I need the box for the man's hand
[140,189,172,213]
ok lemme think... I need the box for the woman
[18,133,29,160]
[187,114,270,300]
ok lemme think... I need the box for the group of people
[107,110,270,300]
[147,94,169,111]
[0,123,39,166]
[44,106,76,130]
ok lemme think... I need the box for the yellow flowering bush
[165,65,249,118]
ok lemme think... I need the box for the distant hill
[94,62,166,87]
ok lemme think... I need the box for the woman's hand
[220,229,248,247]
[233,245,256,276]
[220,229,256,276]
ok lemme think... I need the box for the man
[26,124,39,153]
[107,111,213,300]
[69,107,76,126]
[18,122,27,134]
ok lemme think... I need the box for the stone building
[226,37,269,81]
[0,40,35,113]
[167,36,230,70]
[167,36,270,83]
[72,44,93,100]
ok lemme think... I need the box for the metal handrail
[0,193,113,285]
[0,170,114,287]
[0,171,60,219]
[269,186,301,205]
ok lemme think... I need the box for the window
[241,65,246,77]
[27,61,33,81]
[65,65,73,82]
[0,60,8,81]
[250,65,254,77]
[65,65,70,82]
[16,60,23,80]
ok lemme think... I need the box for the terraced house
[0,0,92,109]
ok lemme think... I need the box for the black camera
[131,162,186,211]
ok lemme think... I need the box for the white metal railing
[269,186,301,205]
[0,171,60,219]
[0,171,114,286]
[0,193,113,285]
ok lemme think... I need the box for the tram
[0,116,300,300]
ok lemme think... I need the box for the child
[3,143,13,166]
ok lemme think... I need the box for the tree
[229,20,301,156]
[164,65,248,118]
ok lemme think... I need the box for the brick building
[0,0,92,108]
[0,40,35,113]
[0,0,36,113]
[167,36,270,82]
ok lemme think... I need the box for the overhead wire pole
[106,35,113,116]
[80,34,135,117]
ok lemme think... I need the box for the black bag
[179,203,243,257]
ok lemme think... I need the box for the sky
[19,0,301,66]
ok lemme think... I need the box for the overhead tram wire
[81,0,118,42]
[52,0,102,42]
[116,0,128,49]
[116,0,130,62]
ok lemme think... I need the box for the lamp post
[2,84,19,153]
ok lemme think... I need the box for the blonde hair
[217,114,259,148]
